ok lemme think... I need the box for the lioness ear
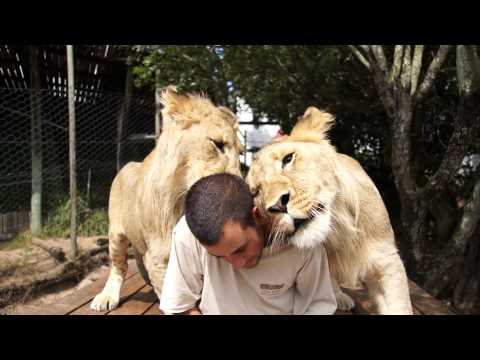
[290,107,335,142]
[159,85,189,125]
[218,106,239,130]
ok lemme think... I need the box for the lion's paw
[90,289,120,311]
[335,291,355,311]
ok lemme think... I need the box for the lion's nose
[268,193,290,213]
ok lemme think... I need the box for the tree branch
[465,45,480,83]
[424,170,480,295]
[348,45,371,70]
[370,62,396,119]
[410,45,424,96]
[422,87,480,199]
[400,45,412,90]
[415,45,452,104]
[458,45,480,96]
[371,45,388,75]
[274,54,302,84]
[389,45,404,85]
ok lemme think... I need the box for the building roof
[0,45,142,97]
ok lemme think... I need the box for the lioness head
[246,107,340,249]
[159,86,243,187]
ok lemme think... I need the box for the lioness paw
[335,291,355,311]
[90,290,120,311]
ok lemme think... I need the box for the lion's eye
[252,188,259,197]
[212,140,225,153]
[282,153,294,168]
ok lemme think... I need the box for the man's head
[185,173,264,270]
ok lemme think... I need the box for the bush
[42,194,108,238]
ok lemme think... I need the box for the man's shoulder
[173,215,198,247]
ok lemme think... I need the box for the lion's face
[246,107,338,249]
[185,109,243,184]
[159,87,243,187]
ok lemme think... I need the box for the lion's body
[91,87,242,311]
[247,107,413,314]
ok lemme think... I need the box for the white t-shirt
[160,216,337,315]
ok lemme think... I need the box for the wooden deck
[11,261,455,315]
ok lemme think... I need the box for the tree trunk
[453,222,480,313]
[389,90,424,275]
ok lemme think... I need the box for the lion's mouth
[293,218,310,229]
[292,203,326,232]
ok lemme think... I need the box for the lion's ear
[290,107,335,142]
[218,106,239,129]
[158,85,190,125]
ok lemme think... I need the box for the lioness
[91,86,243,311]
[246,107,413,314]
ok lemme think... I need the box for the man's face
[203,220,264,270]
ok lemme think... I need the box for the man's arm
[293,245,338,315]
[177,299,202,315]
[178,307,202,315]
[160,221,205,315]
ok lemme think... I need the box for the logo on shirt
[260,283,285,296]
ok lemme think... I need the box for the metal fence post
[244,130,247,165]
[29,45,43,237]
[67,45,78,258]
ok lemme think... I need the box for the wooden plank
[107,285,158,315]
[56,260,138,311]
[334,310,353,315]
[144,302,164,315]
[10,303,74,315]
[408,280,455,315]
[9,266,115,316]
[344,281,452,315]
[69,272,147,315]
[412,305,422,315]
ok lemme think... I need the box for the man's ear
[252,206,262,221]
[290,107,335,142]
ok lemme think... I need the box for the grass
[1,194,108,252]
[0,231,32,251]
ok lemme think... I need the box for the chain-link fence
[0,87,155,238]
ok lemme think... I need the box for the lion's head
[158,86,243,187]
[247,107,361,251]
[139,86,243,241]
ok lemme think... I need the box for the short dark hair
[185,173,255,246]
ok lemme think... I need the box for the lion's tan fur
[91,86,242,311]
[247,107,413,314]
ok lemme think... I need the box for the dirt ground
[1,262,114,315]
[0,236,112,314]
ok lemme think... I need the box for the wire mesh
[0,87,155,236]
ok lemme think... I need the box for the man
[159,173,337,315]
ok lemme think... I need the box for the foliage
[130,45,234,108]
[128,44,478,203]
[41,193,108,238]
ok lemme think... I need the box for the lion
[246,107,413,315]
[91,86,243,311]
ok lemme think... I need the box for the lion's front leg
[143,247,169,301]
[365,250,413,315]
[91,232,129,311]
[332,276,356,311]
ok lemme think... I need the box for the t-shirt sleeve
[159,221,204,314]
[293,245,338,315]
